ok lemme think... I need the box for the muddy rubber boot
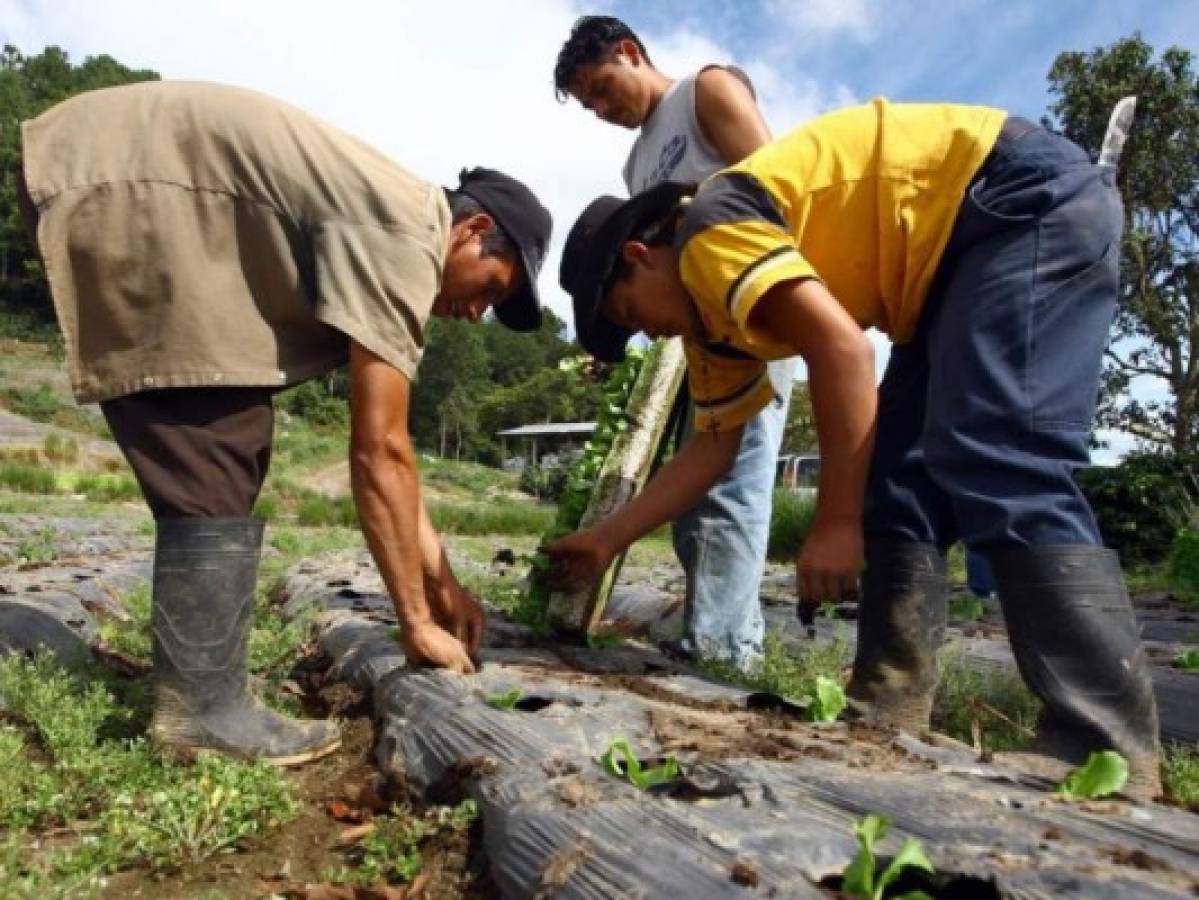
[846,539,948,733]
[149,518,341,766]
[991,545,1162,802]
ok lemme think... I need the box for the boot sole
[153,733,343,767]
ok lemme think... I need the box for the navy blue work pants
[863,119,1122,551]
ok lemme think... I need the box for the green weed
[99,583,152,661]
[932,652,1040,752]
[0,652,297,883]
[705,632,852,704]
[339,800,478,886]
[947,595,985,623]
[14,524,60,564]
[1164,743,1199,811]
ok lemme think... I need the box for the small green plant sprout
[1175,647,1199,670]
[599,737,680,791]
[948,595,985,622]
[486,688,524,711]
[842,813,935,900]
[808,675,847,723]
[1057,750,1129,800]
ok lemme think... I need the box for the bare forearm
[808,345,876,525]
[351,442,430,628]
[594,427,742,550]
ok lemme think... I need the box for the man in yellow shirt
[549,100,1162,799]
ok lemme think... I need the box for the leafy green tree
[409,318,490,457]
[1047,35,1199,452]
[780,380,816,454]
[1,45,158,326]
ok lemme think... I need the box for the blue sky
[606,0,1197,122]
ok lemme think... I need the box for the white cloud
[765,0,879,42]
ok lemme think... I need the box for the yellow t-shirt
[678,98,1006,431]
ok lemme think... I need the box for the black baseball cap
[559,181,693,362]
[456,167,552,332]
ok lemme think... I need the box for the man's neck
[641,70,676,124]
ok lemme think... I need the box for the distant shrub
[1169,527,1199,605]
[429,501,554,536]
[277,378,349,429]
[1,383,64,422]
[72,473,141,503]
[1078,452,1199,563]
[767,489,818,561]
[42,433,79,464]
[0,462,57,494]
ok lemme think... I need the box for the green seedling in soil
[14,524,60,565]
[1057,750,1129,800]
[1175,647,1199,670]
[808,675,847,723]
[948,594,985,623]
[339,799,479,886]
[842,813,935,900]
[585,632,625,650]
[599,737,680,791]
[486,688,524,711]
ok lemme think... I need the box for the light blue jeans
[673,359,796,669]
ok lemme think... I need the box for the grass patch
[767,489,816,562]
[99,583,152,661]
[14,524,61,565]
[1163,743,1199,811]
[0,653,296,891]
[428,499,554,536]
[330,799,478,887]
[0,383,108,437]
[705,632,852,701]
[932,651,1040,752]
[71,472,141,503]
[0,460,58,494]
[42,433,79,464]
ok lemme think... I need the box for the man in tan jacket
[19,81,552,765]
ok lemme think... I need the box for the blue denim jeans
[673,359,795,668]
[863,118,1122,552]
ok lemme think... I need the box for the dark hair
[445,190,517,259]
[609,200,687,287]
[553,15,651,102]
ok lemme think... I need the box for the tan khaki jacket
[22,80,449,402]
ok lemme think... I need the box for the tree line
[2,37,1197,456]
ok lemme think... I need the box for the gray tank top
[622,70,727,193]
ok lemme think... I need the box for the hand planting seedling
[598,736,680,791]
[841,813,935,900]
[523,350,648,628]
[1057,750,1129,800]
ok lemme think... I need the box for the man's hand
[543,528,617,591]
[426,575,485,655]
[400,620,476,674]
[797,516,863,607]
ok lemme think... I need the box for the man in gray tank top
[555,16,797,670]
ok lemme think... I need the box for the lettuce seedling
[599,737,680,791]
[1057,750,1129,800]
[842,813,934,900]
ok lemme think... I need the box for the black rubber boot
[150,518,341,766]
[846,539,949,733]
[991,545,1162,801]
